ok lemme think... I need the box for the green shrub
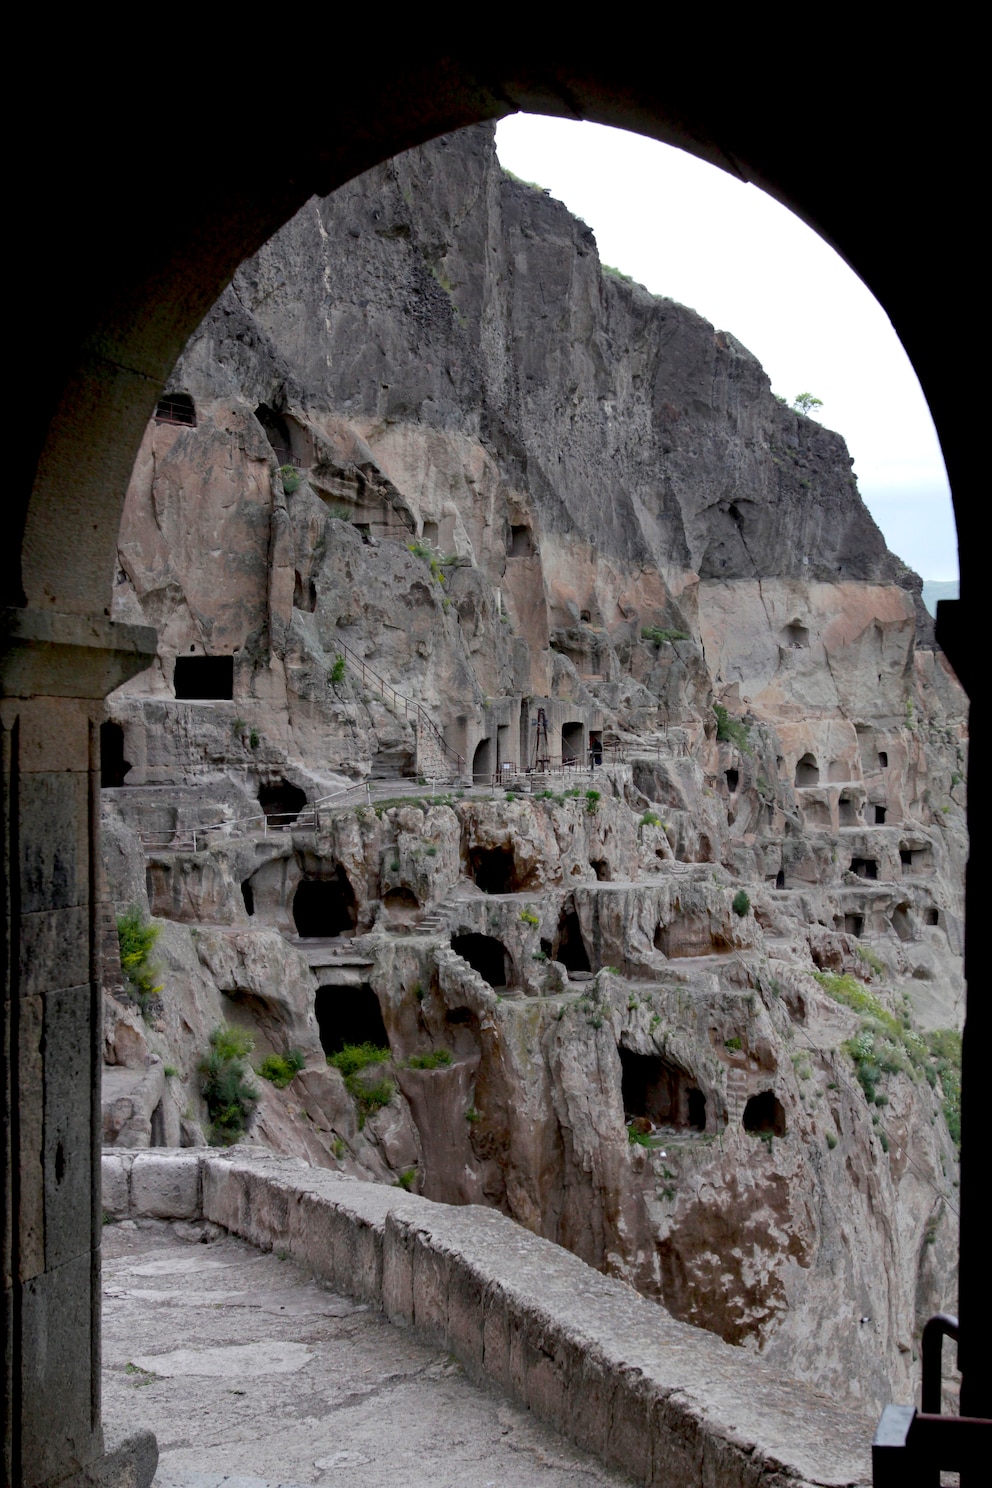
[825,1131,838,1150]
[466,1106,481,1124]
[255,1049,305,1089]
[732,889,750,917]
[327,1043,394,1127]
[199,1026,258,1145]
[640,810,661,828]
[117,907,163,1009]
[279,464,302,495]
[519,906,540,926]
[856,943,885,977]
[405,1048,453,1069]
[641,625,689,646]
[394,1167,417,1191]
[585,789,601,813]
[713,704,752,755]
[331,654,346,685]
[724,1036,742,1051]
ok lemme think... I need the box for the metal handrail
[921,1312,959,1414]
[335,640,464,769]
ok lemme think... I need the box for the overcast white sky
[496,115,958,583]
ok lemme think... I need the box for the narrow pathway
[102,1220,639,1488]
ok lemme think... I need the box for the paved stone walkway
[102,1220,638,1488]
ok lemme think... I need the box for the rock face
[102,123,965,1419]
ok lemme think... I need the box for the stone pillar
[2,610,157,1488]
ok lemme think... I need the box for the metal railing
[335,640,464,771]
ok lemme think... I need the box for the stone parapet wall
[102,1146,872,1488]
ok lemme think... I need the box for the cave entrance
[851,857,878,880]
[99,720,130,788]
[451,933,511,989]
[259,779,308,824]
[874,805,887,824]
[315,982,388,1055]
[892,902,915,941]
[743,1090,787,1137]
[554,903,591,974]
[383,886,420,925]
[562,720,584,764]
[293,869,357,938]
[173,654,234,699]
[783,621,809,648]
[619,1048,706,1131]
[470,845,518,894]
[508,524,534,556]
[472,737,494,783]
[844,913,864,936]
[838,794,858,826]
[794,754,819,787]
[725,768,739,793]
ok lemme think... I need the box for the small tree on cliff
[792,392,823,418]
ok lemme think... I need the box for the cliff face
[103,124,965,1419]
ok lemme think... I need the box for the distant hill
[922,579,959,617]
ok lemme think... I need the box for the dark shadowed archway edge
[4,42,985,1487]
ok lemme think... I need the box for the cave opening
[794,754,819,787]
[851,857,878,880]
[619,1048,706,1130]
[451,933,510,989]
[591,858,610,882]
[838,795,858,826]
[315,982,388,1056]
[241,880,255,917]
[555,904,591,974]
[293,869,357,937]
[154,392,196,427]
[844,913,864,936]
[259,779,308,824]
[100,720,130,788]
[470,845,517,894]
[725,768,739,793]
[174,654,234,700]
[874,805,887,824]
[472,737,494,783]
[743,1090,787,1137]
[508,524,534,556]
[293,571,317,611]
[562,720,584,763]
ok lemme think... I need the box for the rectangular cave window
[874,805,887,824]
[174,655,234,699]
[878,751,888,768]
[850,857,878,880]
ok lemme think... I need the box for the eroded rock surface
[101,123,965,1419]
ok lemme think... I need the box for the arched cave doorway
[293,868,357,937]
[473,736,494,783]
[315,983,388,1055]
[795,754,819,787]
[619,1048,707,1131]
[554,902,591,974]
[451,933,511,989]
[470,844,518,894]
[743,1089,787,1137]
[259,779,308,824]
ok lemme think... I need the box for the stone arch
[315,982,388,1055]
[743,1090,787,1137]
[293,867,357,937]
[7,52,984,1487]
[154,392,196,427]
[795,753,819,787]
[472,736,494,783]
[451,932,511,989]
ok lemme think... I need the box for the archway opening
[315,982,387,1055]
[293,870,357,937]
[472,737,494,783]
[554,902,591,974]
[99,720,130,788]
[259,779,307,824]
[619,1048,706,1131]
[451,932,510,989]
[743,1089,787,1137]
[470,845,517,894]
[795,754,819,787]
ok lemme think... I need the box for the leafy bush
[732,890,750,918]
[724,1036,742,1051]
[331,655,346,685]
[327,1043,394,1127]
[117,908,163,1009]
[640,810,661,828]
[519,907,540,926]
[641,626,689,646]
[585,789,601,813]
[405,1048,453,1069]
[713,704,752,755]
[395,1167,417,1191]
[255,1049,305,1088]
[199,1027,258,1145]
[279,464,302,495]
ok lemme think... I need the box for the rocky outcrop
[101,124,966,1419]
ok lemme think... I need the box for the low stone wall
[102,1147,873,1488]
